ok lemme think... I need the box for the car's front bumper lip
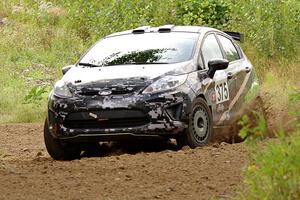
[48,114,186,138]
[57,132,176,143]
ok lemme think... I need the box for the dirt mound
[0,124,246,200]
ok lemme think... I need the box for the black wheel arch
[195,93,212,114]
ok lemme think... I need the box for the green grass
[238,91,300,200]
[0,2,86,122]
[241,129,300,200]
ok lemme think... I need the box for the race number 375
[215,80,229,104]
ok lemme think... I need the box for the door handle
[245,67,251,73]
[227,72,233,79]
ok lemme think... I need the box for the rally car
[44,25,259,160]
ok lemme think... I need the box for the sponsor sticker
[89,112,98,119]
[215,80,229,104]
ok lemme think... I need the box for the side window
[201,34,223,69]
[218,35,240,62]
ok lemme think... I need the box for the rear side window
[201,34,223,69]
[217,35,240,62]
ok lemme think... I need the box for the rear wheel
[44,120,81,160]
[177,98,213,149]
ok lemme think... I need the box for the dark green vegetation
[0,0,299,198]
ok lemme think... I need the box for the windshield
[79,33,198,67]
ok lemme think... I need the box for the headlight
[53,80,72,98]
[142,74,188,94]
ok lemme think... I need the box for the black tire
[44,120,81,160]
[183,98,213,148]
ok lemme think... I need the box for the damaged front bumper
[47,88,193,142]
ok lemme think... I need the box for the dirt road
[0,124,246,200]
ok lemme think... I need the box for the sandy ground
[0,123,246,200]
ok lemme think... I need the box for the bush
[176,0,232,29]
[61,0,176,41]
[241,92,300,200]
[244,130,300,200]
[232,0,300,58]
[23,86,49,104]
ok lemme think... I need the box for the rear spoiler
[224,31,244,42]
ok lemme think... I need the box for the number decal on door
[215,81,229,104]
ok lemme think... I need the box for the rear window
[79,33,198,67]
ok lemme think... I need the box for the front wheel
[44,120,81,160]
[178,98,213,149]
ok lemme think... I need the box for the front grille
[64,118,149,129]
[63,109,150,129]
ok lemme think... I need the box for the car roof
[105,25,219,38]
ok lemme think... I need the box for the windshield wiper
[125,62,170,65]
[78,62,101,68]
[79,62,170,67]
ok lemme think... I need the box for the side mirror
[62,65,74,75]
[207,59,229,79]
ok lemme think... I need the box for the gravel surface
[0,124,246,200]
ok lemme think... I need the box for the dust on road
[0,124,246,200]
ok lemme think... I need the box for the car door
[215,34,245,124]
[200,33,236,126]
